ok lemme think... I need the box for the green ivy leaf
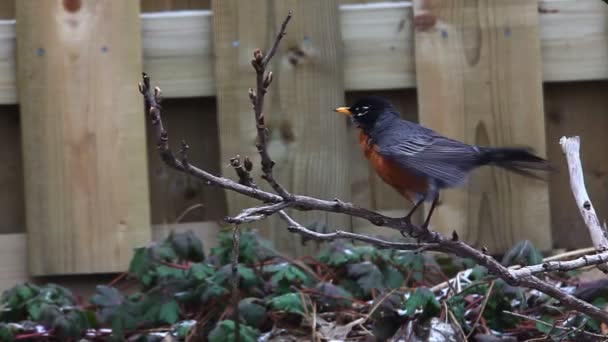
[395,252,425,282]
[317,241,361,266]
[268,293,305,315]
[238,298,267,328]
[347,262,384,294]
[208,320,260,342]
[382,265,404,289]
[0,323,15,342]
[169,230,205,262]
[129,247,152,279]
[190,263,215,281]
[201,280,229,303]
[90,286,123,307]
[156,265,186,279]
[405,287,440,320]
[267,263,310,292]
[314,282,352,310]
[501,240,543,267]
[535,315,555,335]
[213,265,259,289]
[159,300,180,324]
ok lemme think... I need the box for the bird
[334,96,552,231]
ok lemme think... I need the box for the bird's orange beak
[334,107,352,116]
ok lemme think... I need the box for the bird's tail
[478,147,554,180]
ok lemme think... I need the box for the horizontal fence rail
[0,0,605,103]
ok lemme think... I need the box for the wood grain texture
[0,2,605,103]
[212,0,350,256]
[545,81,608,249]
[0,1,14,19]
[147,97,226,225]
[539,0,608,82]
[341,2,415,90]
[140,0,210,12]
[413,0,552,253]
[17,1,151,275]
[141,10,215,98]
[0,105,24,234]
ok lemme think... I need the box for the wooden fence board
[545,81,608,249]
[147,97,226,225]
[17,1,151,275]
[413,0,552,253]
[0,105,23,234]
[0,1,605,103]
[212,0,351,256]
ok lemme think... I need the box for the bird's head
[334,96,395,128]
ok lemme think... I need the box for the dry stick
[466,280,495,339]
[502,311,607,339]
[138,73,608,325]
[249,11,293,200]
[560,136,608,272]
[138,17,608,325]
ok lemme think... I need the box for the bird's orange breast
[359,131,428,202]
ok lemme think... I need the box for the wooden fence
[0,0,607,291]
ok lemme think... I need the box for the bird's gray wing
[376,127,480,188]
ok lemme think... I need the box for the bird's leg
[421,193,439,231]
[402,197,424,222]
[400,197,425,238]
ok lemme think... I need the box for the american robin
[335,96,551,230]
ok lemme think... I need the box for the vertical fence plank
[545,81,608,249]
[213,0,350,256]
[17,1,151,275]
[413,0,552,252]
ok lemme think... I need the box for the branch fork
[139,13,608,325]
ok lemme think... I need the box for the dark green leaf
[314,282,352,310]
[0,323,14,342]
[501,240,543,267]
[208,320,260,342]
[90,286,123,307]
[535,315,555,335]
[347,262,384,293]
[159,300,180,324]
[317,241,360,266]
[382,265,404,289]
[268,293,305,315]
[129,247,152,278]
[156,265,186,279]
[169,230,205,262]
[469,265,488,281]
[404,287,440,320]
[238,298,267,328]
[201,280,229,303]
[395,252,425,282]
[38,303,61,326]
[190,263,215,281]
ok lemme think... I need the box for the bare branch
[249,13,293,200]
[278,211,434,251]
[138,14,608,324]
[560,136,608,272]
[229,155,256,188]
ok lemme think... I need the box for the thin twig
[466,281,495,339]
[249,12,293,200]
[138,15,608,324]
[503,310,607,339]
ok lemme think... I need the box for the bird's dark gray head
[334,96,396,128]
